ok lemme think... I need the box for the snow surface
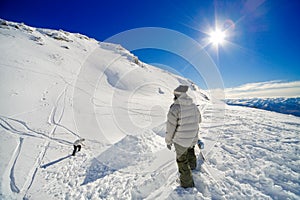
[0,19,300,200]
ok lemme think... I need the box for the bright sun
[209,29,226,45]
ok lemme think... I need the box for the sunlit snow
[0,19,299,200]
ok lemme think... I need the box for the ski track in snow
[22,85,69,199]
[0,84,75,199]
[9,138,23,193]
[0,112,73,146]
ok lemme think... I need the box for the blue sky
[1,0,300,96]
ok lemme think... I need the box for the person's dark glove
[167,144,172,150]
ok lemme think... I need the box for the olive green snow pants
[174,143,196,188]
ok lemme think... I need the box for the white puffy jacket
[165,93,201,147]
[74,138,85,146]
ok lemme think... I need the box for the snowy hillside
[225,98,300,117]
[1,19,300,200]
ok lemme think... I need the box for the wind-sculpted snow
[0,19,299,199]
[82,130,165,185]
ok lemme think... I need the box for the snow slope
[0,19,300,200]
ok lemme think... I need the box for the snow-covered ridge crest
[0,18,207,93]
[1,18,93,42]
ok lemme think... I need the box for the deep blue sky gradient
[1,0,299,89]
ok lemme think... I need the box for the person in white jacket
[165,85,201,188]
[72,138,85,156]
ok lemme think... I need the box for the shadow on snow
[40,155,71,169]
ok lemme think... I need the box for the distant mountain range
[225,97,300,117]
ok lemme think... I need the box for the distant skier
[165,85,201,188]
[72,138,85,156]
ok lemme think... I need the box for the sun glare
[209,29,226,45]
